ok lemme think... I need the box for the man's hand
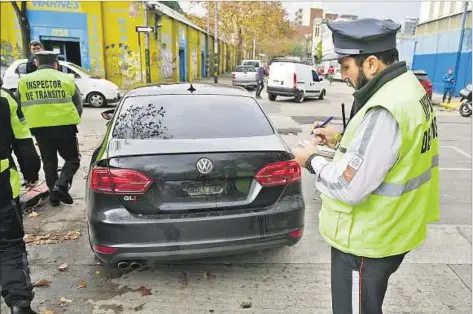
[312,121,341,149]
[292,141,318,168]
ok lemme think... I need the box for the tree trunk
[237,27,243,65]
[11,1,31,59]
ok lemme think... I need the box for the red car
[413,70,433,100]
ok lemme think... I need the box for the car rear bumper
[107,92,121,103]
[87,190,305,263]
[232,80,257,87]
[267,86,298,96]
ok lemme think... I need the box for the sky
[179,1,422,23]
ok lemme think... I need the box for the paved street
[2,80,471,314]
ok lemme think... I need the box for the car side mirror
[101,109,115,120]
[319,78,323,82]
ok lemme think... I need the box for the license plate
[184,184,224,196]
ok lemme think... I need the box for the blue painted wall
[27,10,90,70]
[401,28,473,95]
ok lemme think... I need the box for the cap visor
[321,51,348,61]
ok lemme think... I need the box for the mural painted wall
[158,16,175,81]
[0,3,23,66]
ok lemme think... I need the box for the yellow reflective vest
[319,71,440,258]
[18,68,80,128]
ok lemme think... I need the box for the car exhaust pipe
[117,261,130,269]
[130,262,142,269]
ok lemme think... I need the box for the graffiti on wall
[104,17,141,88]
[89,14,104,75]
[0,41,23,66]
[159,34,174,80]
[191,48,198,80]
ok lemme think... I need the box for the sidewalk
[432,92,462,109]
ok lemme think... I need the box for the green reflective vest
[319,71,440,258]
[18,68,80,128]
[1,89,33,199]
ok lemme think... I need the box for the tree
[11,1,31,58]
[159,1,184,14]
[315,41,323,63]
[187,2,294,63]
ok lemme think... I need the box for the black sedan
[86,83,305,268]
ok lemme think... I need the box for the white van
[267,60,326,102]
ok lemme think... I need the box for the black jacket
[26,55,38,74]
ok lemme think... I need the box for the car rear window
[112,95,274,140]
[235,66,255,72]
[243,61,259,68]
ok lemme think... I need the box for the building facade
[0,1,237,89]
[402,17,419,35]
[420,1,467,23]
[398,5,472,95]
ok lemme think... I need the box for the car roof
[125,83,251,97]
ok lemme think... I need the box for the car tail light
[255,160,301,187]
[90,167,152,194]
[93,244,117,254]
[289,228,304,238]
[293,73,297,88]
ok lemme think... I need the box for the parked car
[413,70,433,100]
[232,65,258,89]
[2,59,121,107]
[87,83,305,267]
[267,59,326,102]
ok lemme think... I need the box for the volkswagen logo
[196,158,213,175]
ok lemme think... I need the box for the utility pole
[253,37,256,59]
[207,3,210,78]
[453,1,469,93]
[214,1,219,83]
[143,1,151,83]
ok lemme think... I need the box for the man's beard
[351,69,369,90]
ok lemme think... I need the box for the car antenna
[187,83,196,93]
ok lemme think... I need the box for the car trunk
[102,137,294,215]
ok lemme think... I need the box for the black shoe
[11,305,38,314]
[49,188,61,207]
[53,186,73,205]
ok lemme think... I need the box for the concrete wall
[0,1,235,88]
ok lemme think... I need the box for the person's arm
[310,107,401,205]
[2,95,40,183]
[71,83,83,116]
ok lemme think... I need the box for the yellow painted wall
[0,3,23,65]
[188,26,199,81]
[157,15,175,82]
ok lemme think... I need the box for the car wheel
[295,91,304,103]
[268,94,277,101]
[87,92,107,108]
[319,89,326,100]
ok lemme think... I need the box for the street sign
[135,26,155,33]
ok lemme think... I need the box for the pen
[310,116,333,134]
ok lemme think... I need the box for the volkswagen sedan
[86,83,305,268]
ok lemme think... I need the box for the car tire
[319,89,326,100]
[87,92,107,108]
[268,94,277,101]
[295,91,304,103]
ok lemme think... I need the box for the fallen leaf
[204,270,216,280]
[78,280,87,288]
[58,263,68,272]
[28,211,39,217]
[138,286,152,296]
[33,278,51,287]
[59,297,72,304]
[40,310,56,314]
[95,271,101,275]
[66,231,81,240]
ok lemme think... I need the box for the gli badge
[123,195,137,202]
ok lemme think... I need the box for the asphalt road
[2,80,471,314]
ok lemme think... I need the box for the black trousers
[256,81,265,96]
[0,199,34,307]
[34,130,80,191]
[331,247,406,314]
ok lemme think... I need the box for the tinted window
[112,95,274,140]
[243,61,259,68]
[235,66,255,72]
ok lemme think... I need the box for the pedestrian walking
[25,40,43,74]
[255,64,265,99]
[0,78,41,314]
[327,65,335,85]
[443,68,455,103]
[16,51,82,207]
[292,18,439,314]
